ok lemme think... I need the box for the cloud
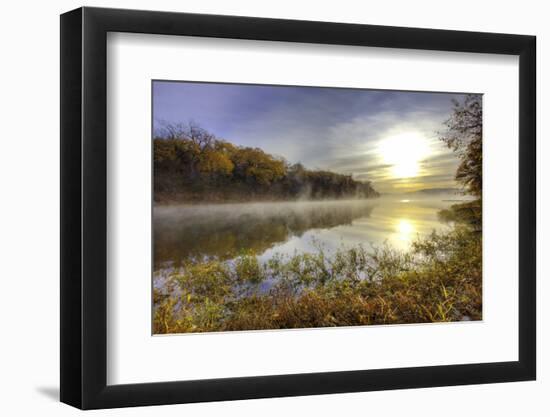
[153,81,467,193]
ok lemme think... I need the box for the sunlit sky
[153,81,468,193]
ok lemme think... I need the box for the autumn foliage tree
[438,94,482,231]
[231,147,286,186]
[439,94,482,197]
[153,122,379,202]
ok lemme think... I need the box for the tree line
[153,123,379,203]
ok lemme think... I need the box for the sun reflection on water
[396,219,415,242]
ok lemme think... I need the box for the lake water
[153,194,469,276]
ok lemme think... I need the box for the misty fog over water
[154,194,470,275]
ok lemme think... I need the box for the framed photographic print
[60,7,536,409]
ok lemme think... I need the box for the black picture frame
[60,6,536,410]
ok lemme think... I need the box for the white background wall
[0,0,546,415]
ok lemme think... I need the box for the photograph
[0,0,542,413]
[152,81,483,334]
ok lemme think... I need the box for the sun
[378,132,431,178]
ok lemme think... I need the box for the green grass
[153,224,482,334]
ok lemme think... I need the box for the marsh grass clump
[438,199,482,232]
[153,225,481,334]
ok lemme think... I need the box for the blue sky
[153,81,470,193]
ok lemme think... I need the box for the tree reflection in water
[154,200,375,268]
